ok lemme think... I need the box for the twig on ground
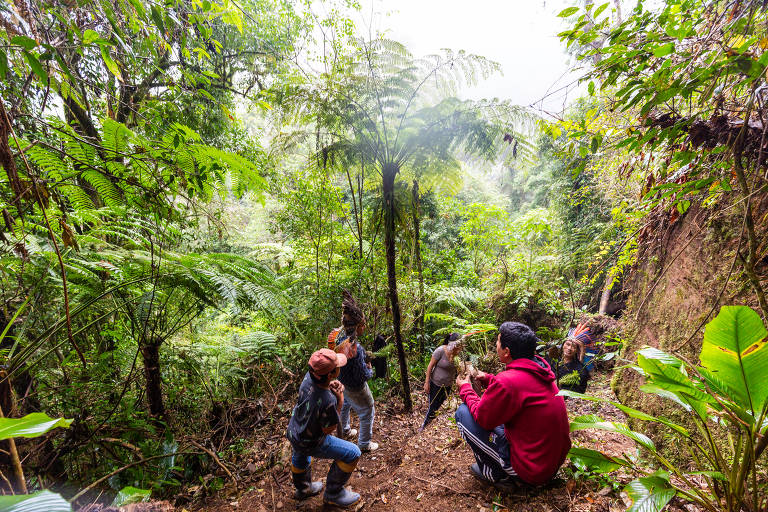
[189,439,237,486]
[410,474,480,497]
[70,450,201,503]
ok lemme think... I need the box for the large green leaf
[111,486,151,507]
[0,413,73,441]
[568,446,630,473]
[559,390,689,437]
[637,353,713,419]
[697,367,755,427]
[636,347,683,368]
[700,306,768,415]
[624,472,676,512]
[0,491,71,512]
[569,414,656,453]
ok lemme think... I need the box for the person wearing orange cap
[327,291,378,451]
[286,348,361,507]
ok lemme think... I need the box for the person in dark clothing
[420,332,462,432]
[326,291,379,451]
[548,338,590,394]
[371,334,387,379]
[286,348,361,508]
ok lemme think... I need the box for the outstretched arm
[424,355,438,392]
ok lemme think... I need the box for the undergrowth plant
[566,306,768,512]
[0,413,72,510]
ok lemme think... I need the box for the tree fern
[429,286,486,314]
[101,118,134,157]
[81,170,122,207]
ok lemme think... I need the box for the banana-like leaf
[637,353,713,419]
[568,446,630,473]
[697,367,755,427]
[624,471,675,512]
[559,390,689,437]
[700,306,768,416]
[0,490,71,512]
[636,347,683,367]
[569,414,656,452]
[0,413,73,441]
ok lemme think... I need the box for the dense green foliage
[1,0,767,509]
[567,306,768,512]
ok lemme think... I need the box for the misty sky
[353,0,585,116]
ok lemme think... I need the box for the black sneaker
[470,463,485,480]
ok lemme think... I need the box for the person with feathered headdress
[326,291,379,452]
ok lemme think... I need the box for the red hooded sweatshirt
[459,355,570,485]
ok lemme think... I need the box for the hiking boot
[359,441,379,452]
[291,464,323,500]
[343,428,358,439]
[323,460,361,508]
[469,463,518,492]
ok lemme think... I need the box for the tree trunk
[0,371,26,493]
[141,340,165,419]
[412,180,425,351]
[599,272,612,315]
[383,164,412,412]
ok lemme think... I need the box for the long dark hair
[443,332,461,345]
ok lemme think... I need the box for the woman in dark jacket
[549,338,589,394]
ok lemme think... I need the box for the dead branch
[188,439,237,487]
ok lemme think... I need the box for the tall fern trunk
[141,339,165,419]
[598,272,612,315]
[383,164,412,412]
[0,370,26,494]
[412,180,425,351]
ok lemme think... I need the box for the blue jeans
[291,434,361,471]
[340,383,375,448]
[455,404,517,482]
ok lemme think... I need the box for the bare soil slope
[192,372,639,512]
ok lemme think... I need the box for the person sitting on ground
[420,332,462,432]
[327,291,379,452]
[548,338,590,394]
[286,348,361,507]
[455,321,571,490]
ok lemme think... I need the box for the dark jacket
[547,357,589,394]
[338,343,373,390]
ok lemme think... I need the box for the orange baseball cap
[309,348,347,375]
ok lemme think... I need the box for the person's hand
[423,380,430,393]
[456,374,471,388]
[329,380,344,401]
[548,345,559,360]
[366,362,372,369]
[473,371,489,389]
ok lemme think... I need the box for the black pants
[421,382,451,428]
[372,357,386,380]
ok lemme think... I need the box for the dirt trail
[190,372,644,512]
